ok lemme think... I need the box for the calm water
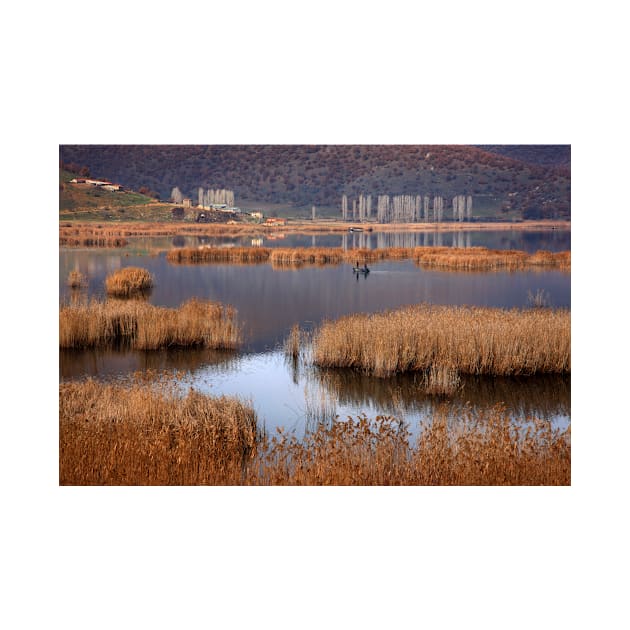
[59,230,571,433]
[108,226,570,255]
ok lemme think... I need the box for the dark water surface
[104,226,570,255]
[59,230,571,432]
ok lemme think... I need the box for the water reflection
[116,228,570,254]
[59,228,571,435]
[59,347,238,380]
[314,368,570,419]
[60,348,570,435]
[60,254,571,353]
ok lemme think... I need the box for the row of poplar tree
[170,186,235,208]
[341,194,473,223]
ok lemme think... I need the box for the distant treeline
[342,194,473,223]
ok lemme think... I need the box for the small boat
[353,265,370,274]
[348,227,364,232]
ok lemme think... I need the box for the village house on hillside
[70,178,124,191]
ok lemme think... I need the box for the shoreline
[60,219,571,239]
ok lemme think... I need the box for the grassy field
[59,380,570,485]
[60,170,161,215]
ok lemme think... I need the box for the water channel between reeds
[59,230,571,435]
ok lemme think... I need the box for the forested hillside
[59,145,570,220]
[477,145,570,168]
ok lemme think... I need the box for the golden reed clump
[59,298,241,350]
[413,247,570,271]
[59,380,570,485]
[166,245,570,271]
[59,380,258,485]
[167,246,272,264]
[105,267,154,296]
[312,304,570,377]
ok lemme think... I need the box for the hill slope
[476,145,570,168]
[59,145,570,220]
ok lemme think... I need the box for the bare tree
[171,186,184,204]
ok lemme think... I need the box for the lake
[59,229,571,435]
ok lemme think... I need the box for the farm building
[70,178,122,191]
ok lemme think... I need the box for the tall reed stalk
[285,324,302,359]
[257,408,570,486]
[312,304,570,377]
[59,298,241,350]
[59,380,258,485]
[60,382,570,485]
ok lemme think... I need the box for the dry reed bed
[59,298,241,350]
[258,409,570,485]
[60,221,571,241]
[312,304,570,377]
[414,247,570,271]
[59,380,570,485]
[59,380,258,485]
[166,245,570,271]
[60,236,128,248]
[167,246,272,264]
[105,267,154,296]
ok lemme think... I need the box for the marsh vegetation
[59,380,570,485]
[166,245,570,271]
[59,228,571,485]
[59,298,240,350]
[59,379,258,485]
[312,304,570,377]
[105,267,154,296]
